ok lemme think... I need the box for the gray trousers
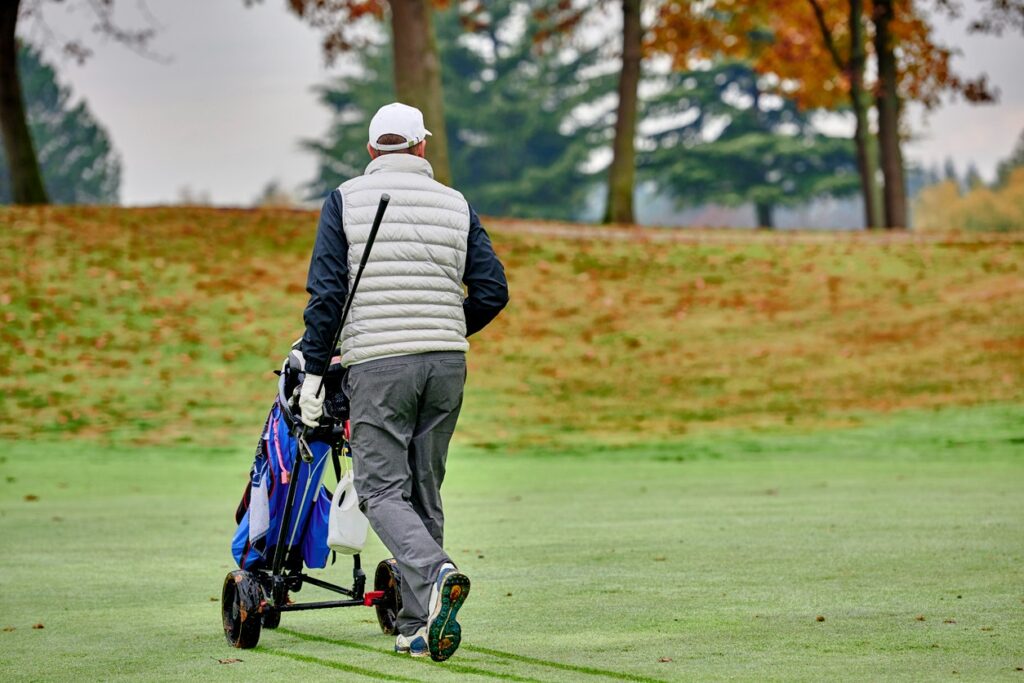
[344,351,466,635]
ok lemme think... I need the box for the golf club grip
[312,193,390,400]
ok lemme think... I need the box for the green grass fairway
[1,405,1022,682]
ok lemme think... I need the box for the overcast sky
[24,0,1024,207]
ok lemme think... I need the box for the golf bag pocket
[302,486,332,569]
[327,472,368,555]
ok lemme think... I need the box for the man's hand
[298,373,325,428]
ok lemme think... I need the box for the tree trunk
[872,0,907,229]
[755,202,774,229]
[847,0,881,228]
[603,0,641,225]
[389,0,452,185]
[0,0,48,205]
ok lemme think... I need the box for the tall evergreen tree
[305,1,612,220]
[0,43,121,205]
[638,62,859,228]
[2,0,154,205]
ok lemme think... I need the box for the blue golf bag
[232,401,333,571]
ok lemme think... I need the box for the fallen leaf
[654,556,667,562]
[915,615,926,621]
[816,615,825,622]
[217,658,242,665]
[658,657,672,663]
[32,623,44,630]
[24,494,38,502]
[944,618,956,624]
[2,626,14,632]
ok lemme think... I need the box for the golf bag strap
[331,444,342,483]
[329,442,343,567]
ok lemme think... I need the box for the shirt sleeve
[301,190,348,375]
[463,205,509,337]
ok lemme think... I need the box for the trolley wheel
[221,570,263,648]
[261,606,281,630]
[373,558,403,635]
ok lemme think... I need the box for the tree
[943,156,959,184]
[652,0,1019,230]
[604,0,642,224]
[806,0,883,228]
[305,1,611,219]
[1,0,155,205]
[652,0,883,227]
[250,0,454,185]
[867,0,1021,227]
[638,62,860,228]
[871,0,907,227]
[995,129,1024,187]
[532,0,647,224]
[1,2,46,204]
[0,43,121,204]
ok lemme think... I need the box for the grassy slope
[1,405,1022,682]
[1,207,1021,447]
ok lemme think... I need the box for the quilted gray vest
[337,154,470,366]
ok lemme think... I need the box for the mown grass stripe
[278,628,549,682]
[260,647,419,682]
[462,645,668,683]
[278,627,382,654]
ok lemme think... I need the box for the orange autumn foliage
[650,0,994,110]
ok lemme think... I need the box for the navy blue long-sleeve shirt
[301,190,509,375]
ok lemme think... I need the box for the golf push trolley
[220,352,404,648]
[220,194,403,649]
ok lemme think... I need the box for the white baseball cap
[368,102,432,151]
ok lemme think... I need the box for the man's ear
[367,143,379,160]
[413,140,427,158]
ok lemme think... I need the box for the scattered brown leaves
[2,207,1021,448]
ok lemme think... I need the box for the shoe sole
[427,572,470,662]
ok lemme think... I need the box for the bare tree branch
[805,0,847,71]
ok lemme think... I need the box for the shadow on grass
[461,644,668,683]
[277,628,551,682]
[260,646,420,682]
[275,627,669,682]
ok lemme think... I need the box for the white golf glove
[298,373,324,428]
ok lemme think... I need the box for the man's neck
[365,154,434,179]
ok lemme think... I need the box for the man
[297,102,509,662]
